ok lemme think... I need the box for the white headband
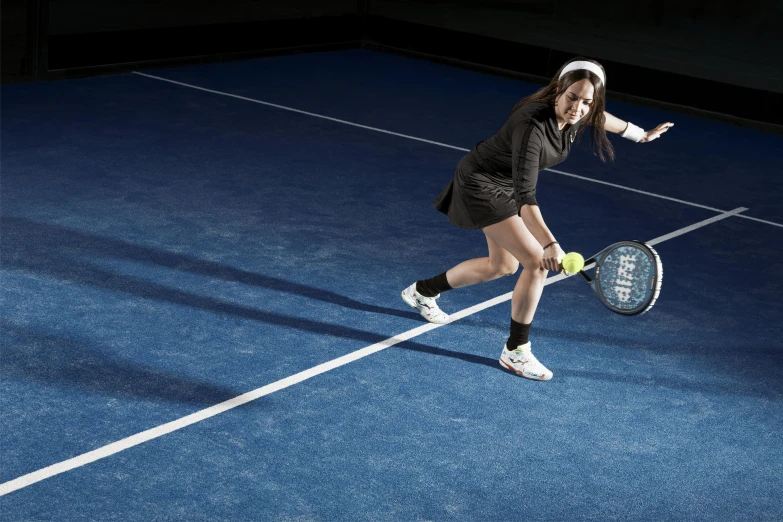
[559,61,605,85]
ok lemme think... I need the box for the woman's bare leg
[407,215,544,328]
[482,215,553,380]
[405,233,520,324]
[445,235,519,288]
[481,215,548,324]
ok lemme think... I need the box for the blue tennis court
[2,49,782,520]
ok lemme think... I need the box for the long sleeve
[511,121,543,207]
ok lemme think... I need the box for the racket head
[587,240,663,315]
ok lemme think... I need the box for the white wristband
[621,122,645,142]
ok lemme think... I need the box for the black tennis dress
[434,101,581,229]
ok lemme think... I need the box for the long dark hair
[511,58,614,163]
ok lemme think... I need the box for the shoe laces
[510,346,538,365]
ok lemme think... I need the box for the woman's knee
[520,252,547,275]
[487,256,519,278]
[496,259,520,277]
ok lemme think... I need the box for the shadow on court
[0,321,240,406]
[0,214,415,320]
[14,213,774,402]
[394,340,499,370]
[1,214,506,405]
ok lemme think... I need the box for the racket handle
[578,270,593,283]
[576,257,596,282]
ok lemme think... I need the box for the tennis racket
[568,240,663,315]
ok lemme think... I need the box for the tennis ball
[562,252,585,274]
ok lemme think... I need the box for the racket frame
[577,240,663,315]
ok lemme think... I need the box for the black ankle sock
[416,272,452,298]
[507,319,531,349]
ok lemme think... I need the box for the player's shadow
[1,320,497,406]
[394,341,499,369]
[2,214,499,386]
[4,216,502,369]
[0,214,412,320]
[1,321,239,406]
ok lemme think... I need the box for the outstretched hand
[640,122,674,143]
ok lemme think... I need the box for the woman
[401,58,673,381]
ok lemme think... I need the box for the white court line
[133,71,783,229]
[730,214,783,228]
[544,169,726,213]
[131,72,467,152]
[646,207,748,246]
[0,207,746,497]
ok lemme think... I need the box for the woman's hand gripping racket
[560,241,663,315]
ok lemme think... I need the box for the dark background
[2,0,781,129]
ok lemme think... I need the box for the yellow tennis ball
[562,252,584,274]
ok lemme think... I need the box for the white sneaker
[499,342,553,381]
[401,283,450,324]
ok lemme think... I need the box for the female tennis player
[401,57,673,381]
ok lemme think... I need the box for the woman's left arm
[603,111,674,143]
[519,204,566,272]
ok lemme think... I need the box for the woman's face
[555,78,596,126]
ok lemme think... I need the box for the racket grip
[559,265,591,281]
[578,257,596,282]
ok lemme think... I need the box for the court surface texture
[2,49,782,521]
